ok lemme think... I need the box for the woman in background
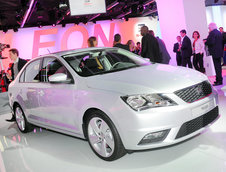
[87,36,98,47]
[126,40,136,53]
[192,31,205,73]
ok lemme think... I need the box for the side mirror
[49,73,71,84]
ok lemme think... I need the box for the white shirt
[193,38,204,54]
[13,57,19,78]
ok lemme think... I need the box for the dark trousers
[176,54,182,66]
[213,57,223,83]
[193,53,205,73]
[182,56,192,68]
[223,50,226,64]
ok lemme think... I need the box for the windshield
[62,48,151,77]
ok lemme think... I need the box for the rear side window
[24,59,41,83]
[19,70,25,82]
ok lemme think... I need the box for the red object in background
[0,73,7,92]
[0,62,13,92]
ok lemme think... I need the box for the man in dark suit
[173,36,182,66]
[6,48,27,81]
[180,29,192,68]
[205,23,223,86]
[149,30,171,64]
[219,27,226,66]
[140,26,162,63]
[6,48,27,122]
[113,34,130,51]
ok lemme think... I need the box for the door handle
[38,90,44,96]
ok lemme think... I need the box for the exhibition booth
[0,0,226,171]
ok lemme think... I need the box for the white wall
[206,5,226,29]
[156,0,208,65]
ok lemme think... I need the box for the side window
[24,59,41,83]
[19,70,25,82]
[41,57,73,83]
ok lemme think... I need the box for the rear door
[19,59,42,119]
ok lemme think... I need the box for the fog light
[138,129,170,145]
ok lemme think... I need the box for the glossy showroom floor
[0,75,226,172]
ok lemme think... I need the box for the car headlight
[121,94,177,111]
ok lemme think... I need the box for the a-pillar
[156,0,208,65]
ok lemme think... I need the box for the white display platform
[222,86,226,96]
[204,55,216,76]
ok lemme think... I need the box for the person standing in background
[6,48,27,122]
[149,30,171,64]
[6,49,27,82]
[192,31,205,73]
[173,36,182,66]
[135,42,141,55]
[126,40,136,53]
[113,34,130,51]
[219,27,226,66]
[87,36,98,47]
[180,29,193,68]
[140,26,162,63]
[205,23,223,86]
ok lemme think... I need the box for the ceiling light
[3,27,8,33]
[13,27,19,32]
[142,9,157,17]
[107,1,119,10]
[143,0,155,6]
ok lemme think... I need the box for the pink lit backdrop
[0,17,159,71]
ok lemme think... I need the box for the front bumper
[112,90,219,150]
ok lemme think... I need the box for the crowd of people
[173,23,226,86]
[87,23,225,87]
[5,23,226,89]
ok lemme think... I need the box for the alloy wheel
[15,107,25,131]
[88,117,115,158]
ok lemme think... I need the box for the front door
[37,57,79,133]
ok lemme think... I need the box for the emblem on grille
[195,85,203,96]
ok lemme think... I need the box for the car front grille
[174,81,212,103]
[175,106,219,139]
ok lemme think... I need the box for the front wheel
[86,110,126,161]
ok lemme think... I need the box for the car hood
[85,64,209,95]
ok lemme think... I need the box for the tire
[14,104,33,133]
[86,110,126,161]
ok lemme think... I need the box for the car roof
[39,47,119,58]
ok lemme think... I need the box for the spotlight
[37,22,43,28]
[59,1,68,11]
[48,10,56,26]
[82,18,88,25]
[74,20,79,25]
[131,4,138,14]
[3,27,8,33]
[138,5,144,13]
[13,27,19,32]
[107,1,119,11]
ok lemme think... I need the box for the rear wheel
[14,104,33,133]
[86,110,126,161]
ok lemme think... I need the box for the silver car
[8,47,219,161]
